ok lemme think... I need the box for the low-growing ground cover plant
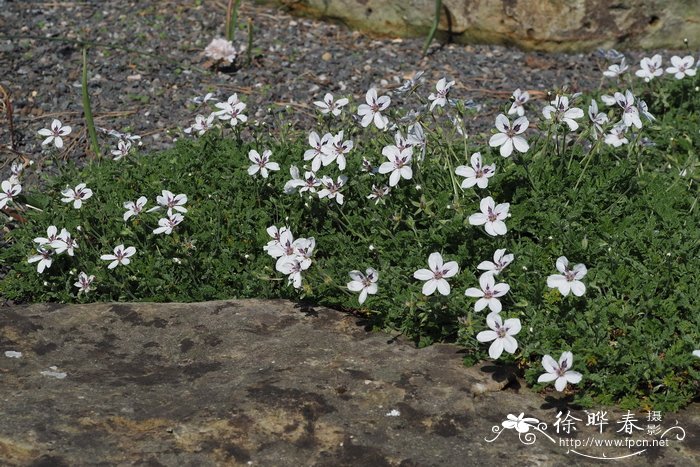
[1,54,699,412]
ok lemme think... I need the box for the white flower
[488,114,529,157]
[303,131,332,172]
[213,94,247,126]
[465,273,510,313]
[10,161,24,184]
[291,237,315,269]
[604,125,629,147]
[588,99,608,140]
[192,92,217,104]
[537,351,582,392]
[0,179,21,209]
[665,55,697,79]
[693,350,700,358]
[248,149,280,179]
[468,196,510,236]
[546,256,587,296]
[314,93,348,116]
[184,114,215,136]
[378,145,413,187]
[637,100,655,123]
[34,225,59,246]
[60,183,93,209]
[321,131,353,171]
[49,228,78,256]
[508,88,529,117]
[636,55,663,82]
[367,184,390,204]
[153,213,185,235]
[204,37,237,63]
[318,175,347,205]
[276,257,307,289]
[413,252,459,296]
[28,247,53,273]
[428,77,455,111]
[600,94,617,106]
[407,123,426,160]
[357,88,390,129]
[268,229,295,261]
[148,190,187,215]
[347,268,379,304]
[542,95,584,131]
[477,249,514,275]
[74,272,95,295]
[263,225,290,258]
[603,58,628,78]
[614,90,642,129]
[100,244,136,269]
[455,152,495,189]
[123,196,148,221]
[38,119,71,149]
[111,139,132,160]
[476,312,521,359]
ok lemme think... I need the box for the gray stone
[0,299,698,465]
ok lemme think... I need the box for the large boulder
[275,0,700,51]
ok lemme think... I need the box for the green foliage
[2,75,699,412]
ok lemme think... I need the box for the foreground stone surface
[276,0,700,51]
[0,300,698,466]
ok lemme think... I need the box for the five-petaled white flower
[588,99,608,140]
[468,196,510,236]
[603,58,628,78]
[666,55,697,79]
[477,248,514,276]
[123,196,148,221]
[0,180,21,209]
[248,149,280,179]
[542,95,584,131]
[74,271,95,295]
[465,273,510,313]
[148,190,187,215]
[367,184,390,204]
[61,183,93,209]
[50,228,78,256]
[413,252,459,296]
[508,89,530,117]
[502,413,540,434]
[184,114,215,136]
[28,247,53,273]
[428,78,455,111]
[378,145,413,187]
[347,268,379,304]
[314,93,349,116]
[111,139,132,161]
[476,312,521,359]
[455,152,496,189]
[537,351,582,392]
[636,55,663,82]
[357,88,390,129]
[34,225,59,246]
[604,125,629,147]
[263,225,289,257]
[488,114,529,158]
[100,244,136,269]
[614,90,642,129]
[318,175,347,205]
[547,256,587,296]
[276,257,308,289]
[153,213,185,235]
[213,94,247,126]
[38,119,72,149]
[303,131,332,172]
[321,131,353,171]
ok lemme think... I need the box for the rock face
[1,299,699,465]
[275,0,700,51]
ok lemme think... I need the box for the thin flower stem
[82,47,101,158]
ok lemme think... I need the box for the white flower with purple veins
[318,175,347,205]
[292,237,315,269]
[488,114,529,158]
[192,92,217,105]
[508,88,530,117]
[111,139,132,161]
[666,55,697,79]
[276,257,308,289]
[0,180,21,209]
[407,123,426,160]
[547,256,587,296]
[413,252,459,296]
[184,114,215,136]
[588,99,608,140]
[50,228,78,256]
[637,100,655,123]
[477,248,514,276]
[34,225,59,246]
[394,130,412,152]
[321,131,354,171]
[468,196,510,237]
[465,273,510,313]
[248,149,280,179]
[28,247,53,273]
[604,125,629,147]
[61,183,93,209]
[283,166,305,194]
[263,225,289,257]
[455,152,496,189]
[357,88,390,130]
[153,213,185,235]
[148,190,187,215]
[603,58,628,78]
[38,119,71,149]
[314,93,349,117]
[542,95,584,131]
[476,312,521,359]
[269,229,295,262]
[614,90,642,129]
[303,131,332,172]
[538,351,582,392]
[9,162,23,185]
[123,196,148,221]
[213,94,247,126]
[636,55,663,82]
[204,37,237,63]
[74,271,95,295]
[367,184,390,204]
[347,268,379,304]
[100,244,136,269]
[428,77,455,111]
[378,145,413,187]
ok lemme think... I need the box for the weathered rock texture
[274,0,700,51]
[1,300,699,465]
